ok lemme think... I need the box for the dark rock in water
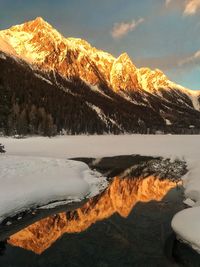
[173,239,200,267]
[72,155,187,179]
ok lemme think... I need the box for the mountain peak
[21,17,53,32]
[118,52,131,60]
[110,52,138,92]
[0,17,64,63]
[33,16,46,24]
[0,18,195,95]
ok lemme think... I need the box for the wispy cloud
[111,18,144,39]
[165,0,172,7]
[165,0,200,15]
[179,50,200,66]
[184,0,200,15]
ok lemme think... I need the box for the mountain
[0,17,200,135]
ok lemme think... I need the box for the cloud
[165,0,200,15]
[184,0,200,15]
[111,18,144,39]
[165,0,183,9]
[165,0,172,6]
[179,50,200,66]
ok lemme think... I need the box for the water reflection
[8,175,178,254]
[0,241,6,256]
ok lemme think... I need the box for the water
[0,155,197,267]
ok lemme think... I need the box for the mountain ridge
[0,18,200,135]
[1,17,199,96]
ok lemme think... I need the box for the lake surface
[0,155,198,267]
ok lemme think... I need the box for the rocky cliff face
[0,17,198,95]
[110,53,139,92]
[0,17,200,134]
[0,17,114,86]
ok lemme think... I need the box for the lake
[0,155,199,267]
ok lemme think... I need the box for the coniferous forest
[1,51,200,136]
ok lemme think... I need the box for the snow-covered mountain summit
[1,17,199,97]
[0,18,200,135]
[0,17,114,85]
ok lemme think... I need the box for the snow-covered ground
[0,135,199,159]
[0,135,200,252]
[0,154,107,223]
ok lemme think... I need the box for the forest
[1,51,200,136]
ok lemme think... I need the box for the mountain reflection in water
[8,175,178,254]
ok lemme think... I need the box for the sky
[0,0,200,90]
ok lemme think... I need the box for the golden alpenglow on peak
[0,17,199,108]
[110,52,138,91]
[0,17,173,92]
[22,17,53,32]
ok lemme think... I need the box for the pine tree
[12,102,20,134]
[29,105,38,134]
[18,109,28,135]
[38,107,47,135]
[0,83,11,134]
[0,144,5,153]
[45,114,54,136]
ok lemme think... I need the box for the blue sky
[1,0,200,90]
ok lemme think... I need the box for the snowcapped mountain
[0,17,200,135]
[0,17,114,86]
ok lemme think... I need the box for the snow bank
[0,155,107,223]
[171,159,200,252]
[172,207,200,252]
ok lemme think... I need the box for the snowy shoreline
[0,155,108,224]
[0,135,200,253]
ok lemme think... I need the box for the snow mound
[0,155,107,223]
[172,159,200,253]
[172,207,200,253]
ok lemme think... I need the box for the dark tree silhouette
[0,144,5,153]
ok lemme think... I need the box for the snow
[165,119,172,126]
[0,53,6,60]
[86,102,121,130]
[0,36,17,56]
[188,91,200,111]
[83,80,112,99]
[183,198,195,207]
[169,82,200,111]
[171,158,200,252]
[172,207,200,253]
[0,18,63,63]
[0,135,199,159]
[0,155,107,223]
[87,103,107,125]
[0,135,200,252]
[35,73,53,85]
